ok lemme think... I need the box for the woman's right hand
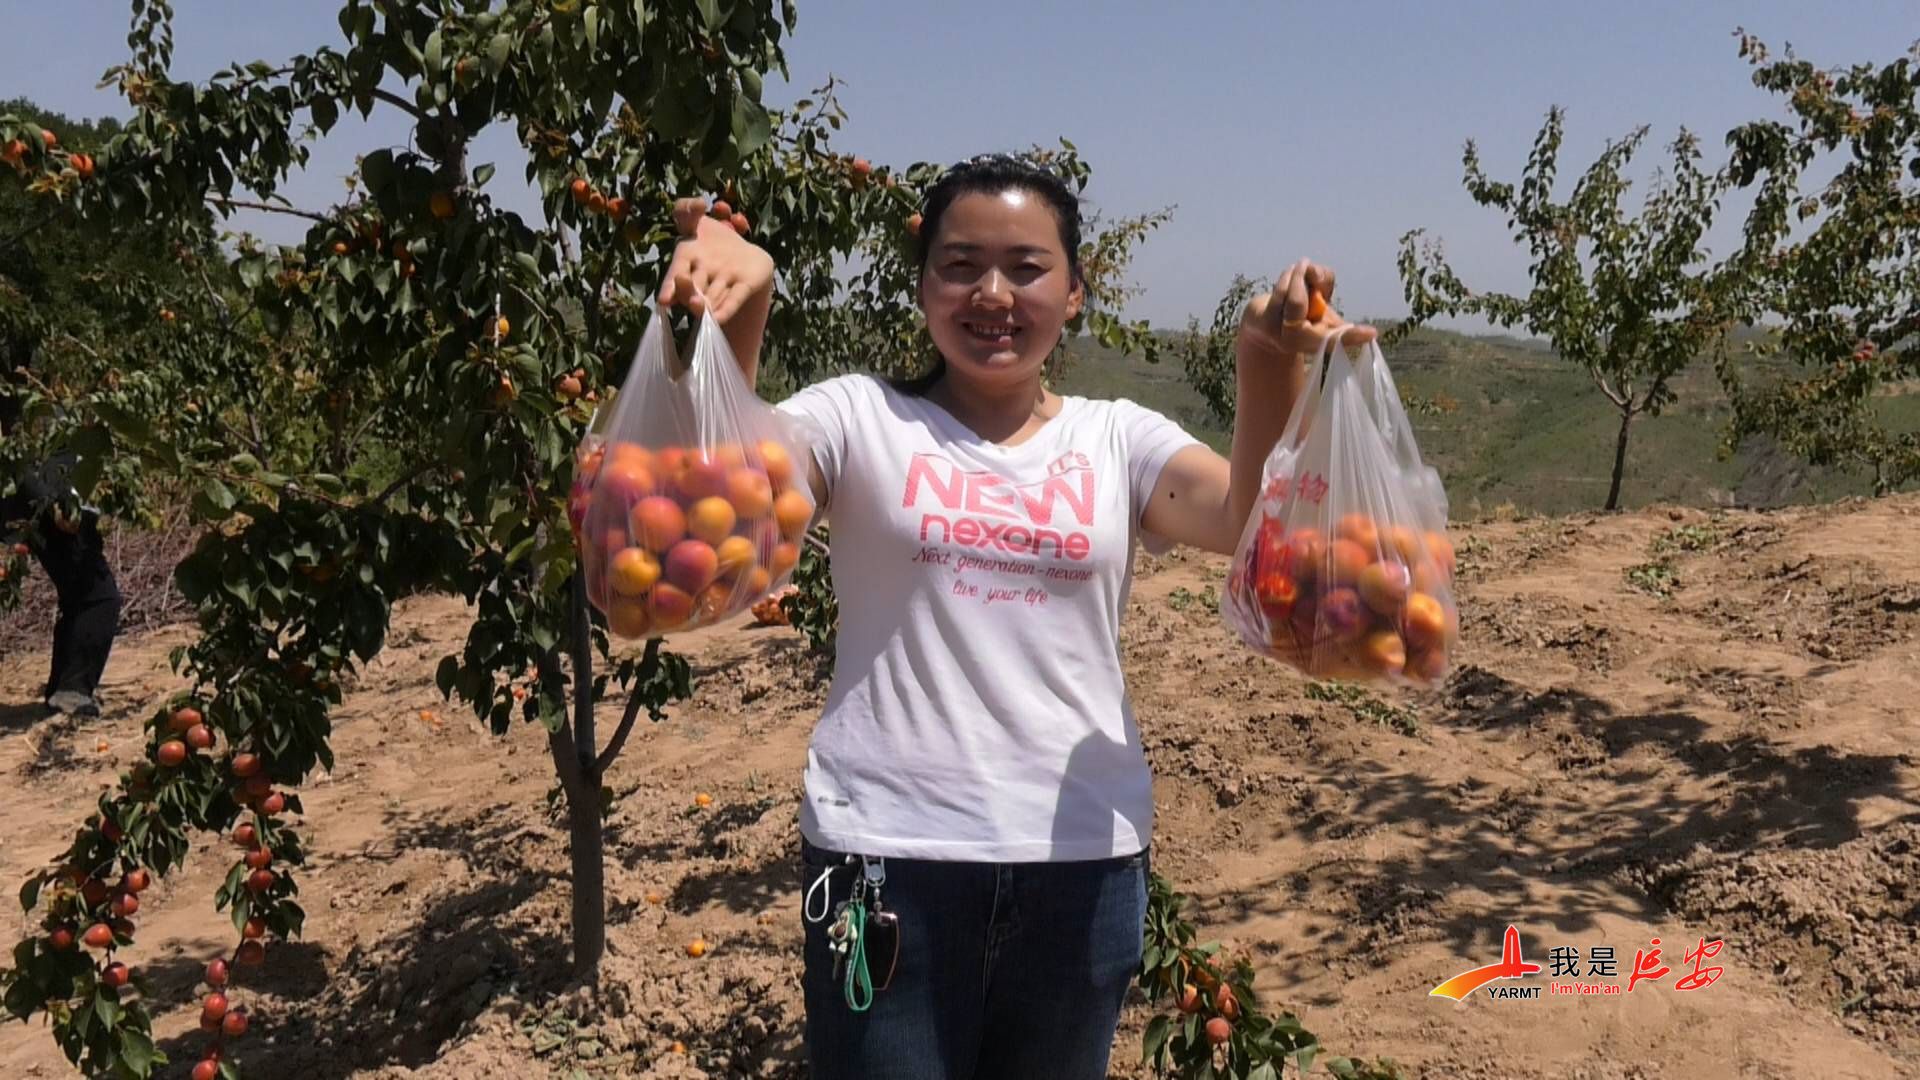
[657,197,776,384]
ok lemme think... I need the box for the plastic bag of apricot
[1223,332,1459,687]
[570,302,816,640]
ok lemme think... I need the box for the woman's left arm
[1141,258,1377,556]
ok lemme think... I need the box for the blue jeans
[800,837,1148,1080]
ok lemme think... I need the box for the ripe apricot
[610,548,663,596]
[677,456,729,500]
[170,706,203,732]
[1254,571,1297,621]
[83,924,113,949]
[773,489,812,540]
[236,941,266,965]
[742,565,773,595]
[1284,528,1327,584]
[647,583,694,629]
[1205,1016,1231,1046]
[222,1008,249,1037]
[186,724,215,750]
[907,213,923,236]
[40,129,57,149]
[606,597,652,639]
[103,961,130,989]
[714,535,757,579]
[1327,539,1371,585]
[694,792,713,807]
[122,869,151,893]
[588,191,608,214]
[1406,646,1449,684]
[231,753,262,778]
[687,496,737,546]
[632,497,687,553]
[1214,984,1240,1020]
[233,823,257,847]
[206,958,230,987]
[758,440,795,488]
[1357,561,1411,616]
[686,938,709,958]
[244,848,271,871]
[202,993,229,1022]
[157,741,188,767]
[49,927,75,951]
[1355,628,1407,676]
[246,869,275,893]
[1316,587,1368,644]
[1336,513,1380,553]
[693,583,732,621]
[243,773,272,799]
[570,177,590,204]
[557,374,582,399]
[193,1060,218,1080]
[1306,288,1328,323]
[259,793,286,816]
[726,468,774,519]
[769,542,800,577]
[1176,983,1201,1013]
[665,540,720,594]
[1425,531,1456,576]
[242,917,266,940]
[429,191,455,219]
[1402,592,1448,649]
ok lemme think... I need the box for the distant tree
[1718,31,1920,494]
[1394,107,1737,510]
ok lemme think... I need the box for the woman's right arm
[657,197,776,388]
[655,197,830,511]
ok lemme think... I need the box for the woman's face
[918,189,1084,392]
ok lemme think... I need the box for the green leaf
[474,162,496,189]
[695,0,721,31]
[1142,1014,1172,1064]
[584,6,600,50]
[19,876,40,913]
[119,1028,156,1076]
[311,94,339,135]
[487,33,511,75]
[425,30,444,75]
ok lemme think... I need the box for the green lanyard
[843,892,874,1012]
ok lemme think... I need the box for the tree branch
[0,209,62,257]
[371,87,428,122]
[596,637,661,773]
[206,196,331,224]
[1590,366,1628,409]
[371,459,438,506]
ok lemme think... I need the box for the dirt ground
[3,495,1918,1079]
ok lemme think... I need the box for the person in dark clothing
[1,451,123,718]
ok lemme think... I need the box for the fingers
[1281,257,1311,323]
[1306,262,1336,304]
[672,197,707,238]
[1341,323,1378,348]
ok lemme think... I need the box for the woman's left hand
[1235,257,1376,366]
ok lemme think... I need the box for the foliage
[1136,873,1406,1079]
[1393,106,1738,510]
[1717,32,1920,494]
[1172,274,1264,428]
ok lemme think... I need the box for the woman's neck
[927,370,1058,445]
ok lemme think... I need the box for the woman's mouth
[963,320,1022,347]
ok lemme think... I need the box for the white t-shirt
[776,374,1202,862]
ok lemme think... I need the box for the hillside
[1054,327,1920,517]
[4,494,1919,1078]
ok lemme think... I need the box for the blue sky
[4,1,1914,329]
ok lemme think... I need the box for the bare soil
[4,495,1918,1079]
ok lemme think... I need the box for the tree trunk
[1605,406,1634,511]
[564,572,605,978]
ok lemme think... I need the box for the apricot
[596,456,656,505]
[773,489,813,540]
[713,444,747,469]
[648,583,694,629]
[726,468,774,519]
[742,565,773,595]
[1205,1016,1231,1046]
[1317,587,1368,644]
[1336,513,1380,553]
[664,540,720,594]
[1406,646,1449,684]
[694,583,733,621]
[1354,628,1407,676]
[1402,592,1448,649]
[687,496,738,546]
[677,456,729,500]
[631,497,687,553]
[714,535,757,579]
[609,548,662,596]
[1284,528,1327,585]
[758,440,795,488]
[606,598,652,639]
[1385,525,1425,563]
[769,541,800,577]
[1254,572,1297,622]
[1357,561,1411,616]
[1328,539,1372,585]
[1425,531,1456,577]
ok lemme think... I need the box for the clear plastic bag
[571,303,816,640]
[1223,333,1459,687]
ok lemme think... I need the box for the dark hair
[892,153,1085,395]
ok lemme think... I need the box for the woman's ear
[1066,276,1085,322]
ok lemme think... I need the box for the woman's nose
[973,267,1013,306]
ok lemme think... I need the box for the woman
[657,153,1374,1079]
